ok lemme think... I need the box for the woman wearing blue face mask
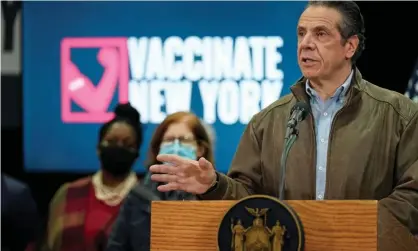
[143,111,215,200]
[106,112,215,251]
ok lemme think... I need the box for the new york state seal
[217,195,304,251]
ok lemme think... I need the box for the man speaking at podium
[150,0,418,246]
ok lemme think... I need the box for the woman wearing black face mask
[37,103,143,251]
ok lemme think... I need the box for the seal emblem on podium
[217,195,304,251]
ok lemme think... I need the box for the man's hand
[149,154,216,194]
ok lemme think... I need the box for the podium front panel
[151,200,377,251]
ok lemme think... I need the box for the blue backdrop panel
[23,1,305,173]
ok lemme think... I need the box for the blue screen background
[23,1,306,173]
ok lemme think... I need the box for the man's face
[297,6,357,80]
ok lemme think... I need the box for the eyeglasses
[161,135,196,144]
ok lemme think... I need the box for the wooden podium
[151,200,378,251]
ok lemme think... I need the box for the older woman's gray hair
[199,119,216,148]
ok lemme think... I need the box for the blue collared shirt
[305,70,353,200]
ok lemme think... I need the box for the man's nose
[299,33,315,49]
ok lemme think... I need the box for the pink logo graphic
[61,37,129,123]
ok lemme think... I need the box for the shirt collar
[305,70,354,101]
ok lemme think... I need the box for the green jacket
[200,68,418,249]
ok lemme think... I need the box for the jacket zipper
[324,109,343,199]
[310,114,317,200]
[324,93,354,199]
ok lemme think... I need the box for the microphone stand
[279,127,299,201]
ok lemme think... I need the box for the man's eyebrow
[297,24,332,33]
[297,25,306,31]
[313,25,331,31]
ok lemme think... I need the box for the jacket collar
[290,67,365,105]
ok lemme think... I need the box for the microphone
[284,102,310,140]
[279,102,311,200]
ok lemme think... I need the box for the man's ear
[345,35,359,60]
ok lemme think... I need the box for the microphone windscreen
[292,101,311,121]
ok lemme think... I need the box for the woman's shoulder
[68,176,92,188]
[57,176,92,191]
[50,176,92,205]
[129,183,161,202]
[114,183,160,218]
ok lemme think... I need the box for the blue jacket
[1,174,39,251]
[105,173,194,251]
